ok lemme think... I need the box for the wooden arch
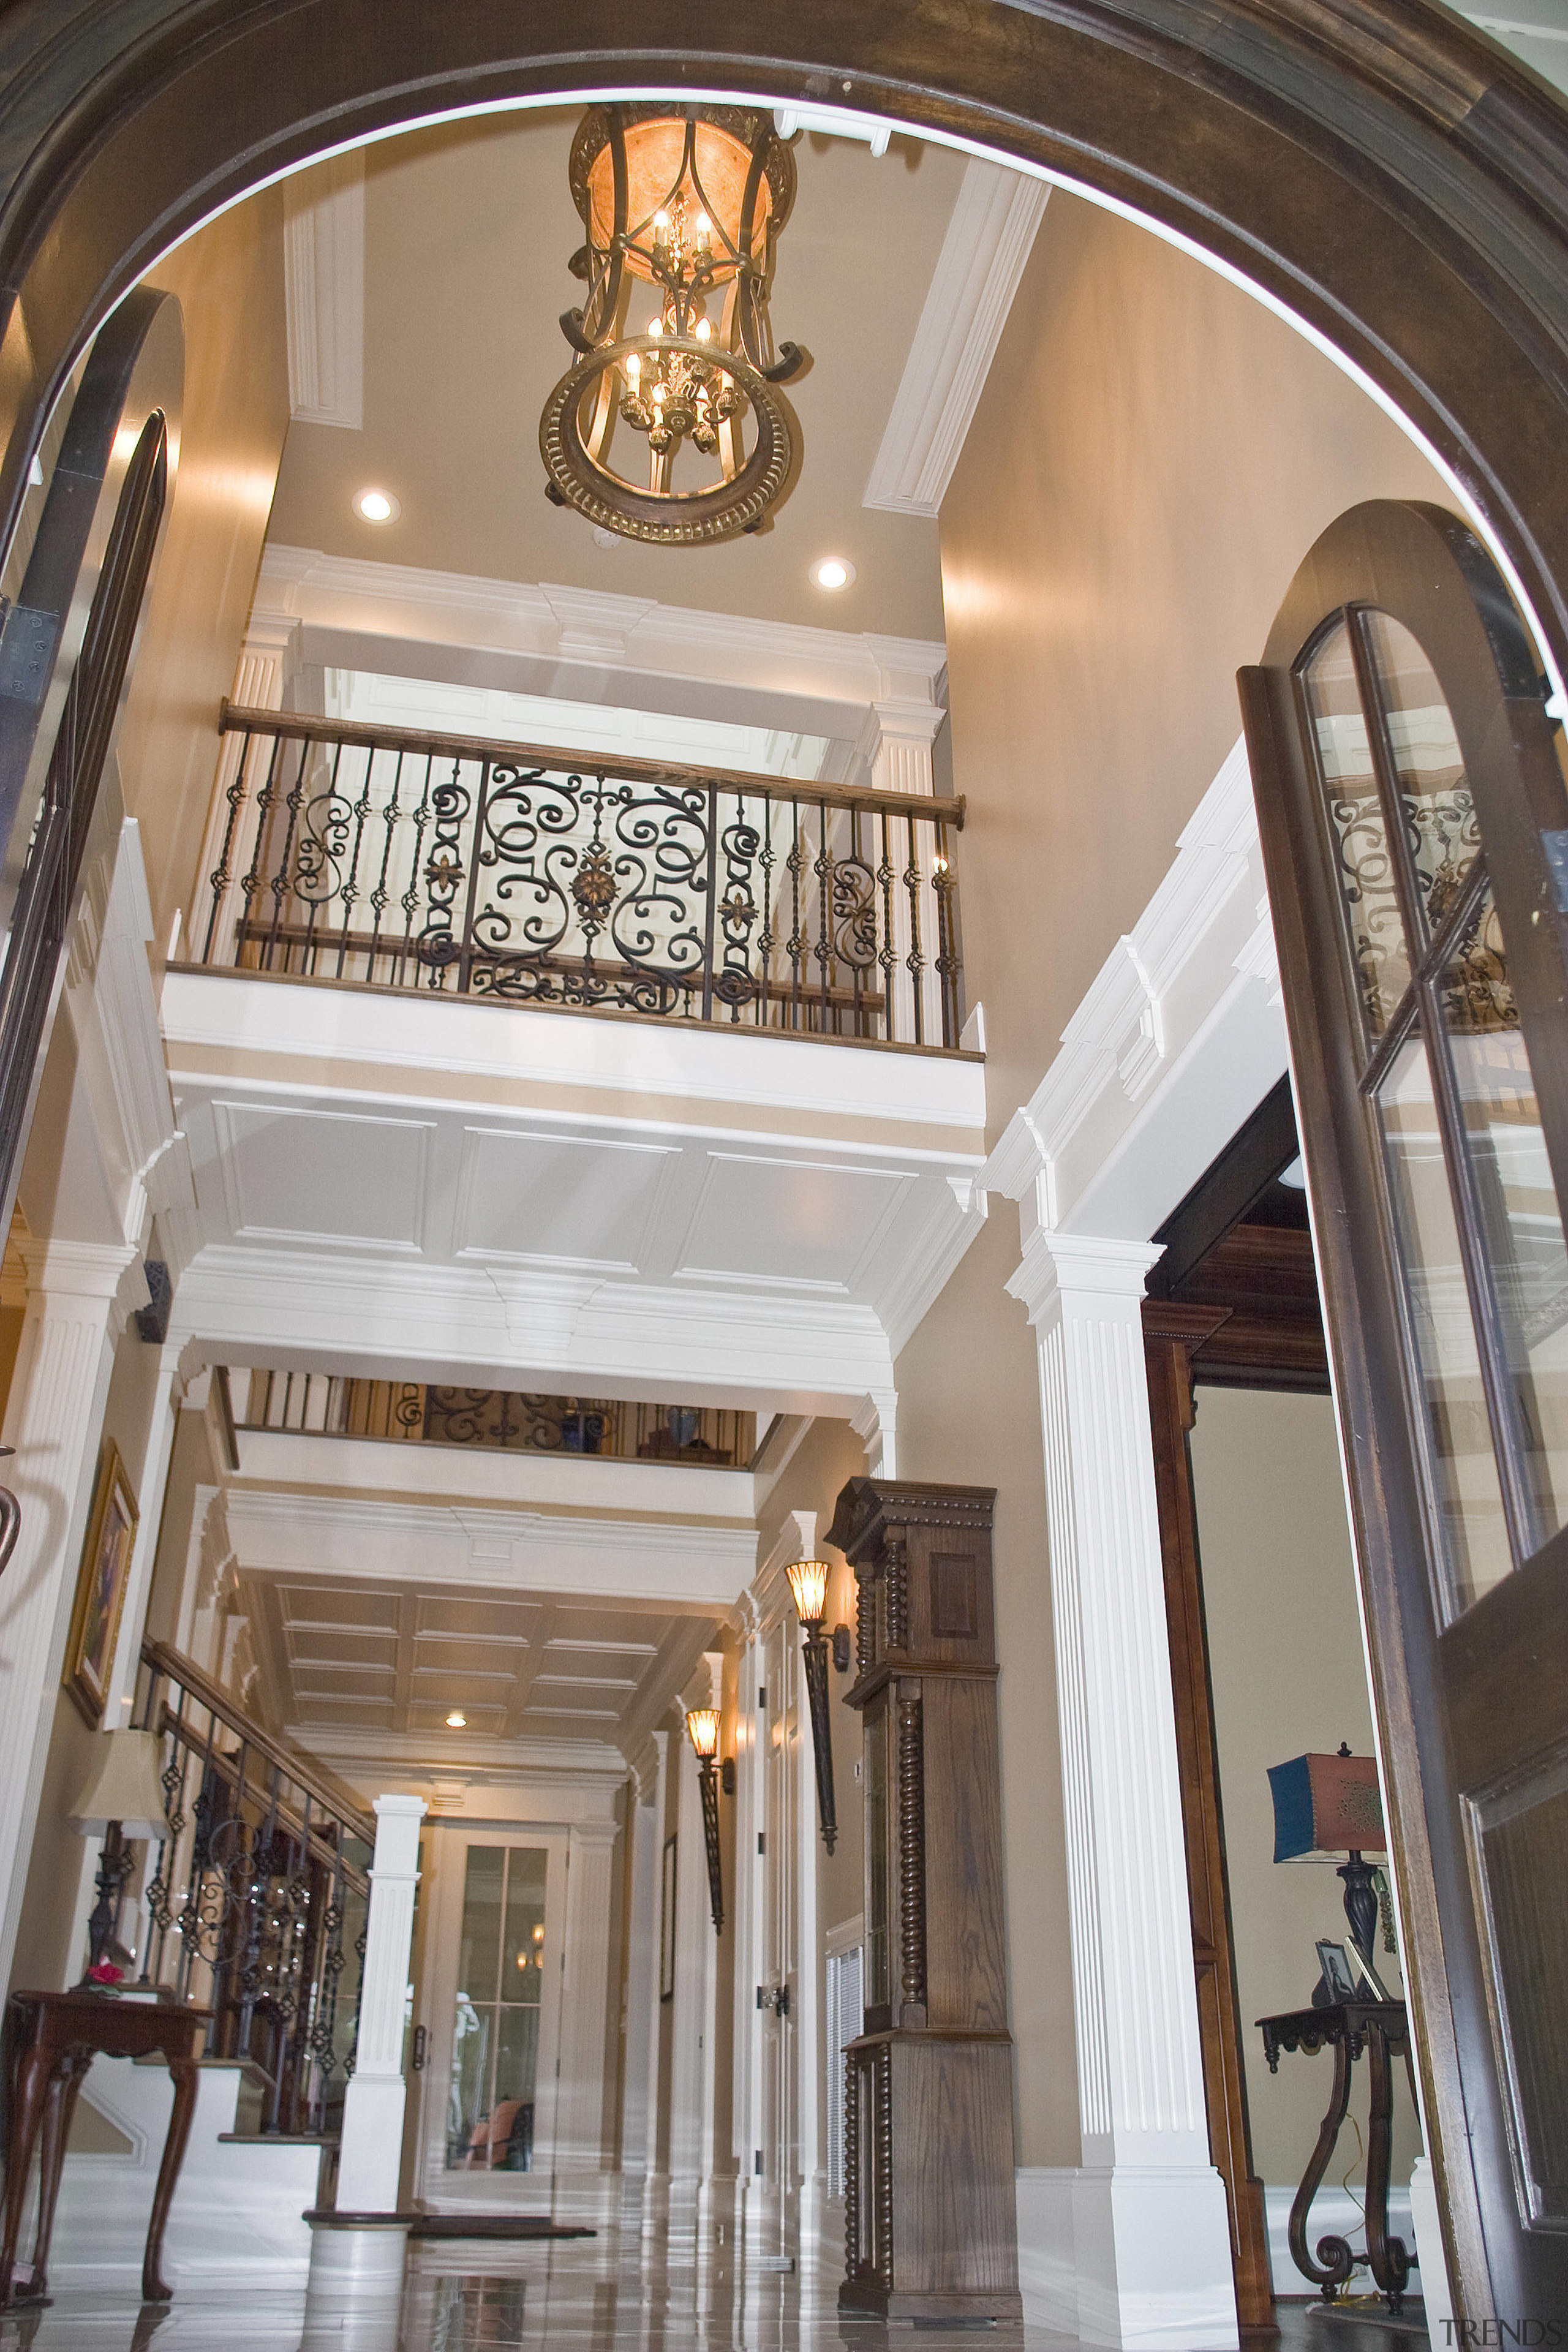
[0,1,1566,668]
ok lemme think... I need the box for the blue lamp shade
[1268,1749,1387,1863]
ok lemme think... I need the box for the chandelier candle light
[786,1559,838,1855]
[541,104,803,543]
[685,1705,725,1934]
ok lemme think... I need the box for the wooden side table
[1,1990,212,2306]
[1258,1999,1416,2313]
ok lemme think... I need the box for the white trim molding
[863,162,1049,519]
[982,736,1287,1244]
[283,151,365,430]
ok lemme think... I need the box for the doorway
[413,1827,568,2209]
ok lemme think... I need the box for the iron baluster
[701,780,718,1023]
[366,748,406,982]
[816,799,832,1030]
[398,753,436,987]
[933,821,959,1047]
[333,744,377,979]
[904,812,925,1047]
[787,799,805,1031]
[756,791,775,1028]
[878,811,897,1043]
[260,736,311,973]
[202,725,260,964]
[233,730,284,969]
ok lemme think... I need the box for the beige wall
[1188,1385,1422,2191]
[118,192,289,954]
[941,189,1450,1133]
[9,1316,168,1994]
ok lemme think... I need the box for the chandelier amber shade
[685,1705,721,1760]
[540,104,803,545]
[786,1559,831,1631]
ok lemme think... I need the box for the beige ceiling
[265,110,965,639]
[244,1572,712,1749]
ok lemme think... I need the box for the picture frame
[64,1440,138,1726]
[1347,1934,1392,2002]
[1315,1938,1359,2003]
[659,1834,677,2002]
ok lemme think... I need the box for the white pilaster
[0,1238,143,1992]
[1009,1229,1237,2352]
[619,1766,660,2190]
[554,1817,620,2215]
[641,1728,669,2198]
[336,1793,427,2214]
[104,1341,186,1725]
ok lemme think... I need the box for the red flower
[87,1961,123,1986]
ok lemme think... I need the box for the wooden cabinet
[828,1476,1022,2323]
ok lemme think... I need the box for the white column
[336,1792,427,2214]
[189,612,295,965]
[857,638,949,1045]
[641,1728,669,2191]
[732,1600,765,2242]
[104,1341,185,1724]
[620,1763,660,2189]
[555,1817,620,2214]
[0,1237,142,1992]
[1010,1229,1238,2352]
[794,1611,823,2264]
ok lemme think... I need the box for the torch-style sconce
[685,1706,725,1934]
[786,1560,837,1855]
[831,1624,852,1675]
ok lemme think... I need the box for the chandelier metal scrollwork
[540,104,804,544]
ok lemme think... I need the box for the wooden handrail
[140,1637,376,1847]
[219,699,966,831]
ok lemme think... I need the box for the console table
[1,1990,211,2305]
[1258,1999,1415,2313]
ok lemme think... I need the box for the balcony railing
[114,1640,374,2138]
[193,704,966,1049]
[239,1370,757,1468]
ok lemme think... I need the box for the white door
[414,1826,567,2207]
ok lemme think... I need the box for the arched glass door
[1241,502,1568,2327]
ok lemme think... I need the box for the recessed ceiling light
[445,1709,466,1728]
[353,487,401,524]
[810,555,855,592]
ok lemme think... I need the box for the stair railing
[117,1638,375,2138]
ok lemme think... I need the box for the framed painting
[660,1834,677,2002]
[64,1440,138,1725]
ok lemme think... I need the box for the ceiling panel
[453,1129,676,1269]
[676,1153,910,1287]
[216,1101,432,1251]
[281,1585,401,1632]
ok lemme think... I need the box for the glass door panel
[1302,620,1411,1039]
[446,1844,548,2173]
[1374,1023,1513,1610]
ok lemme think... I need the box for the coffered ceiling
[265,109,968,639]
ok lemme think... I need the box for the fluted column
[336,1793,426,2213]
[0,1238,142,1991]
[554,1816,620,2217]
[1010,1231,1238,2351]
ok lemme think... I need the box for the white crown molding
[254,545,947,754]
[864,163,1049,519]
[981,734,1288,1243]
[283,151,364,431]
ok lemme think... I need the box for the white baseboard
[1016,2164,1239,2350]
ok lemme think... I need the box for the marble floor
[0,2242,1401,2352]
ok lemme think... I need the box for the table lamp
[69,1730,169,1987]
[1267,1741,1388,1997]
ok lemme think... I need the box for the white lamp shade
[69,1730,169,1839]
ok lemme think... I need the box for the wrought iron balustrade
[112,1640,374,2138]
[241,1369,756,1468]
[194,705,966,1048]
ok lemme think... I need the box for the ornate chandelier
[540,104,802,545]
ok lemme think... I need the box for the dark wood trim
[1142,1302,1275,2332]
[1174,1226,1330,1395]
[1152,1077,1300,1295]
[0,0,1566,708]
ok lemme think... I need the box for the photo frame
[1347,1934,1392,2002]
[64,1440,138,1726]
[660,1834,677,2002]
[1315,1938,1359,2003]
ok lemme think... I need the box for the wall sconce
[786,1560,837,1855]
[831,1624,852,1675]
[685,1706,725,1934]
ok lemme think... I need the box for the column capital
[1008,1229,1161,1327]
[851,1387,898,1479]
[16,1236,143,1306]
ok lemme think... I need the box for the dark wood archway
[0,2,1566,684]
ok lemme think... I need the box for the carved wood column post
[1009,1231,1240,2351]
[831,1477,1021,2326]
[1143,1300,1275,2329]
